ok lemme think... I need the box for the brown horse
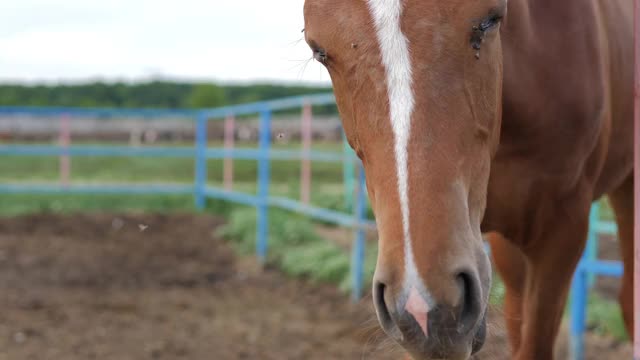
[303,0,634,359]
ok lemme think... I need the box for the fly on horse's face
[304,0,507,358]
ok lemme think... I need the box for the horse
[303,0,634,359]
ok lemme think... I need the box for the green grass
[489,273,506,306]
[0,193,194,216]
[0,142,377,218]
[585,293,627,340]
[0,155,345,185]
[599,198,615,222]
[0,141,345,182]
[216,207,377,293]
[0,140,362,215]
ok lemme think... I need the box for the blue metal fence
[0,94,373,300]
[0,95,626,356]
[569,203,623,360]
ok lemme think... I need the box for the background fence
[0,94,624,359]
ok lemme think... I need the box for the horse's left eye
[480,14,502,31]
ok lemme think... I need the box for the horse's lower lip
[392,312,486,360]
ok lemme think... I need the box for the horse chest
[481,91,610,239]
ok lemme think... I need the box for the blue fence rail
[0,94,625,357]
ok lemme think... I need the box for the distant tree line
[0,81,334,110]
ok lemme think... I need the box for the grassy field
[0,141,346,184]
[0,142,626,340]
[0,140,357,213]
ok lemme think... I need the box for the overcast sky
[0,0,331,84]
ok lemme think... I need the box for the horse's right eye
[313,48,328,65]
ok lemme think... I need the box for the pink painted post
[634,0,640,357]
[300,102,312,204]
[59,115,71,187]
[224,114,235,191]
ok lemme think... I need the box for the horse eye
[479,14,502,31]
[313,48,328,65]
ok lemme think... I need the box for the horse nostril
[456,271,481,334]
[373,281,393,330]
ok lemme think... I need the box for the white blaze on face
[365,0,425,296]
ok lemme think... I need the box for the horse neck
[507,0,587,29]
[498,0,603,153]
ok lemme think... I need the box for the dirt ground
[0,213,631,360]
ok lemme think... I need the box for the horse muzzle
[372,270,488,359]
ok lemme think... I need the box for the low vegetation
[0,81,334,112]
[217,207,377,292]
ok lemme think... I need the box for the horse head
[304,0,507,358]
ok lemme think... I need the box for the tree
[187,84,226,108]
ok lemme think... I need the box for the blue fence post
[570,259,588,360]
[351,162,367,301]
[194,112,207,210]
[586,203,600,287]
[256,109,272,263]
[568,204,598,360]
